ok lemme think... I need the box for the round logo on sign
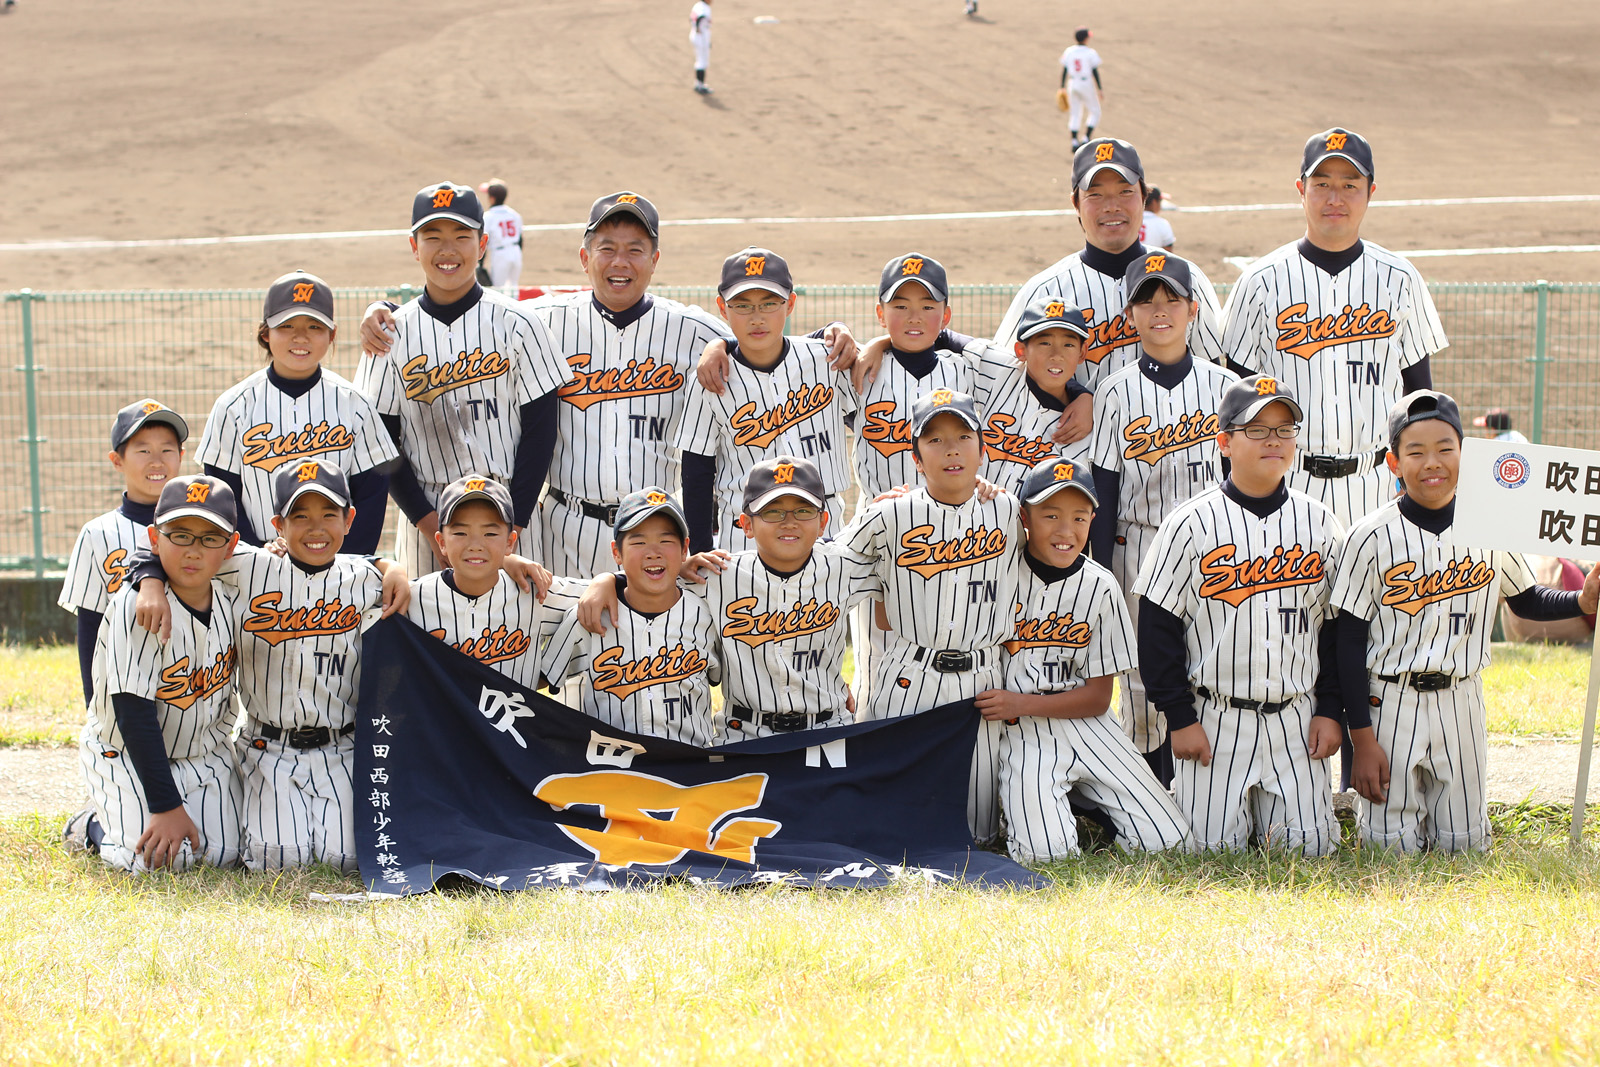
[1493,452,1530,489]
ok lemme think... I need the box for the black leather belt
[913,646,987,673]
[1302,447,1386,479]
[1195,686,1289,714]
[1376,671,1455,692]
[727,705,834,732]
[548,487,620,525]
[256,723,355,749]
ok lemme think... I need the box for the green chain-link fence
[3,281,1596,575]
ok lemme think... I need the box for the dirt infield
[3,0,1598,292]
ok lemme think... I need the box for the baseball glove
[1055,88,1070,111]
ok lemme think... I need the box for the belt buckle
[1412,672,1452,692]
[602,502,619,525]
[932,650,974,673]
[286,726,328,749]
[1304,455,1338,478]
[767,711,808,731]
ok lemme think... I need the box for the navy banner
[355,618,1041,892]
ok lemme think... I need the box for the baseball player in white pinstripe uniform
[1133,375,1346,855]
[977,298,1094,492]
[60,399,189,705]
[843,389,1021,841]
[1222,128,1448,532]
[674,248,855,555]
[991,458,1187,861]
[1090,251,1238,783]
[1333,391,1600,852]
[199,271,398,554]
[543,488,723,746]
[72,475,243,871]
[407,475,584,692]
[990,139,1226,390]
[354,181,572,578]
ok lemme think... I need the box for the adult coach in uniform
[1222,127,1447,532]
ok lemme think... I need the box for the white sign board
[1457,435,1599,847]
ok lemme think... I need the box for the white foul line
[3,194,1599,254]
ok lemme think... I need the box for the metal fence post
[1525,279,1554,444]
[6,289,48,578]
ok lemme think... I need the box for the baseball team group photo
[3,0,1598,1063]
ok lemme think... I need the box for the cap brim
[277,483,351,516]
[880,276,948,302]
[1017,319,1090,342]
[720,279,793,301]
[744,485,826,515]
[587,204,658,237]
[411,210,482,232]
[265,307,336,330]
[154,506,235,536]
[615,503,688,540]
[1302,151,1372,179]
[117,410,190,448]
[1075,162,1141,190]
[1022,481,1098,508]
[1125,273,1192,303]
[440,490,514,526]
[1228,395,1305,426]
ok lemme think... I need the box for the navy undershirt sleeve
[1337,610,1374,731]
[1089,465,1121,566]
[76,610,102,706]
[1505,584,1584,621]
[510,392,559,527]
[682,451,718,555]
[379,414,435,523]
[202,465,261,546]
[1313,619,1343,723]
[111,692,184,814]
[1400,356,1433,395]
[344,467,390,556]
[1138,597,1197,731]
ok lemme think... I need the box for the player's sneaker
[62,808,100,854]
[694,83,712,95]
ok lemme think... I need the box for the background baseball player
[689,0,713,94]
[1141,188,1175,250]
[990,458,1188,861]
[1090,251,1238,783]
[59,399,188,705]
[199,270,397,555]
[480,180,524,288]
[1058,27,1102,151]
[1333,391,1600,852]
[70,474,244,872]
[978,297,1094,490]
[1134,375,1345,855]
[1221,127,1448,532]
[355,181,571,578]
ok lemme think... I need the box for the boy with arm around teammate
[975,298,1095,489]
[1332,391,1599,851]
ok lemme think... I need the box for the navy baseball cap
[263,270,336,330]
[1073,138,1143,191]
[1218,374,1304,428]
[1020,456,1098,508]
[879,253,948,303]
[155,474,237,535]
[720,247,794,301]
[587,191,661,238]
[438,473,514,526]
[742,455,826,515]
[1301,127,1374,180]
[111,398,189,451]
[1124,250,1194,303]
[910,388,982,437]
[411,181,483,232]
[613,486,689,541]
[273,458,351,517]
[1016,297,1090,342]
[1388,390,1464,451]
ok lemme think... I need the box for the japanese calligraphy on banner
[355,617,1041,894]
[1456,437,1600,557]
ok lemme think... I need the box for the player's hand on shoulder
[852,334,890,393]
[360,302,398,356]
[973,476,1007,503]
[870,483,914,505]
[134,578,172,643]
[502,554,552,599]
[378,562,411,617]
[820,322,858,369]
[1348,727,1390,803]
[135,806,201,870]
[1052,392,1094,445]
[681,549,731,584]
[975,687,1032,723]
[696,337,731,395]
[578,571,620,634]
[265,536,289,557]
[1170,722,1212,766]
[1306,715,1343,761]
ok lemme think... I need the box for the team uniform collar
[419,283,484,326]
[1081,239,1147,280]
[591,292,654,330]
[1140,350,1193,389]
[759,549,813,580]
[1397,494,1455,535]
[1297,237,1364,277]
[266,363,322,398]
[1024,547,1087,584]
[118,493,157,527]
[887,344,942,380]
[1024,373,1069,412]
[1221,476,1290,518]
[730,337,791,374]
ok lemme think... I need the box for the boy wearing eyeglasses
[1132,375,1347,855]
[673,247,855,555]
[71,475,245,872]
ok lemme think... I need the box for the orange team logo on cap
[432,188,455,208]
[142,401,163,414]
[617,194,639,205]
[901,257,924,276]
[1094,142,1115,163]
[929,389,954,406]
[744,256,766,276]
[465,477,487,492]
[186,481,212,503]
[772,462,795,484]
[296,462,319,482]
[1326,132,1348,150]
[1053,462,1074,481]
[1256,377,1279,396]
[291,283,315,303]
[1145,254,1167,273]
[646,491,668,506]
[1045,301,1067,318]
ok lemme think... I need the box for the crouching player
[988,457,1188,861]
[1333,391,1600,851]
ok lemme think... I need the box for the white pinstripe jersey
[1331,500,1534,678]
[991,250,1226,390]
[1133,486,1344,702]
[852,353,972,501]
[673,337,855,530]
[1091,357,1239,528]
[529,291,731,504]
[542,592,724,746]
[218,546,382,732]
[1003,557,1136,693]
[977,366,1091,492]
[196,368,398,539]
[406,571,584,690]
[59,507,145,616]
[354,288,570,491]
[1222,240,1448,456]
[842,487,1021,651]
[88,583,240,760]
[693,545,881,716]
